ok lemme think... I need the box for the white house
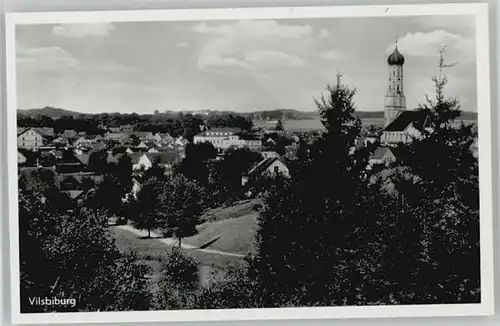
[74,135,103,148]
[369,146,396,167]
[193,128,262,151]
[131,153,153,171]
[242,157,290,186]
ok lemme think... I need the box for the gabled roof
[248,157,286,175]
[146,151,179,165]
[107,152,126,164]
[132,131,154,139]
[384,109,431,132]
[34,127,55,137]
[105,132,131,140]
[63,190,85,200]
[129,153,146,165]
[370,146,394,160]
[62,130,78,138]
[75,153,90,166]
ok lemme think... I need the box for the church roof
[387,45,405,65]
[384,109,431,132]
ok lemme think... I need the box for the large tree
[248,76,377,306]
[176,142,217,187]
[19,193,151,312]
[130,177,164,238]
[158,174,205,246]
[210,148,263,203]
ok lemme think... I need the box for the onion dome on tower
[387,44,405,66]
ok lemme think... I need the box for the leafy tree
[210,148,263,203]
[155,247,200,309]
[131,177,163,238]
[158,174,205,246]
[88,149,109,174]
[275,119,284,131]
[197,267,261,309]
[176,142,217,187]
[248,76,377,306]
[19,194,151,312]
[385,54,480,304]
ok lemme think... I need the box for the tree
[88,149,109,174]
[158,175,205,247]
[176,142,217,187]
[155,247,200,309]
[384,49,480,303]
[19,194,151,312]
[248,75,376,306]
[275,119,284,132]
[131,177,163,238]
[210,148,263,203]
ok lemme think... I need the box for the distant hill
[18,107,84,118]
[17,107,478,121]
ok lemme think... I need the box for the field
[111,199,261,289]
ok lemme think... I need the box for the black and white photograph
[6,3,494,324]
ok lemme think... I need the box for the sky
[16,15,477,114]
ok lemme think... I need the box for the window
[274,166,280,174]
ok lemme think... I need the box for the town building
[193,128,262,152]
[380,110,432,145]
[241,156,290,186]
[74,135,103,148]
[368,146,396,167]
[18,127,54,149]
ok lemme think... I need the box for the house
[130,153,153,171]
[380,109,432,145]
[134,141,149,151]
[18,151,27,165]
[369,146,396,167]
[242,157,290,186]
[176,136,189,147]
[146,151,181,171]
[74,135,103,148]
[18,128,46,149]
[132,131,155,140]
[104,132,132,143]
[55,150,88,174]
[159,133,175,144]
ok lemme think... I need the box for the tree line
[17,111,254,140]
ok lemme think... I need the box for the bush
[155,248,200,309]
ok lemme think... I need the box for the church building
[380,43,432,145]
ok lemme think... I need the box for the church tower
[384,43,406,127]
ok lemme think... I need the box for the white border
[5,3,494,324]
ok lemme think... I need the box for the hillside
[18,106,83,118]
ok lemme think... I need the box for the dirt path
[116,225,246,258]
